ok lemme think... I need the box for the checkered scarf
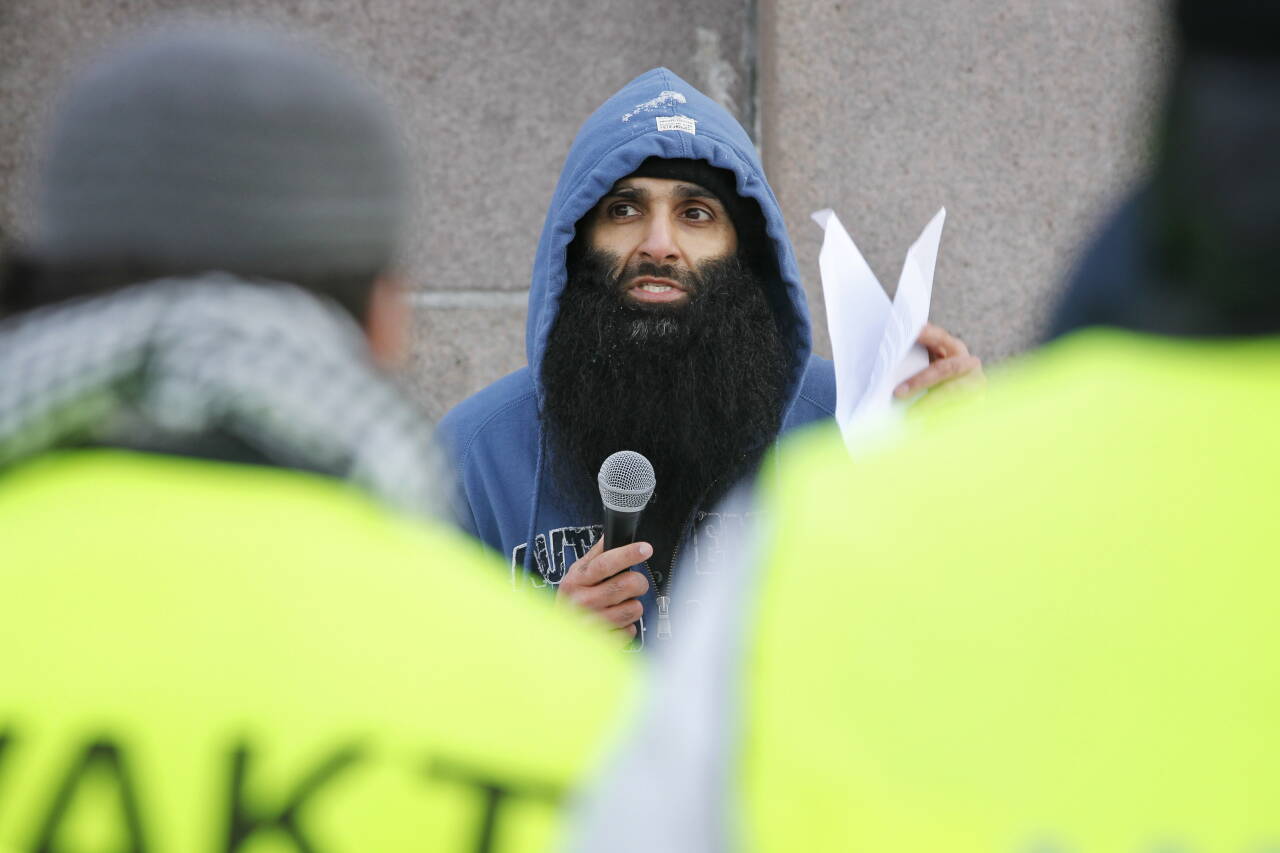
[0,274,444,517]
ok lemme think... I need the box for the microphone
[597,450,656,551]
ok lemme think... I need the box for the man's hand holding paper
[894,322,984,399]
[812,207,983,446]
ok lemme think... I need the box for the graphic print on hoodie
[436,68,836,649]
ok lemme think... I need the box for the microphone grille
[597,450,656,512]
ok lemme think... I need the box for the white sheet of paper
[811,206,946,447]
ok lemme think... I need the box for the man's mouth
[626,276,689,304]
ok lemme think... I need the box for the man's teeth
[639,284,674,293]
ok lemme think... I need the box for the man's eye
[609,202,639,218]
[683,207,713,222]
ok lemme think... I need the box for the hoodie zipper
[643,545,680,642]
[655,538,680,640]
[635,442,772,643]
[643,473,723,642]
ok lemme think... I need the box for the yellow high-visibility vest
[0,450,631,853]
[746,330,1280,851]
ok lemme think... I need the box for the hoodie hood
[525,67,813,419]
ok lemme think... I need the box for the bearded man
[437,68,981,649]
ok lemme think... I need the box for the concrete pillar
[760,0,1171,362]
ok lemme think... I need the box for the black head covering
[1049,0,1280,339]
[1176,0,1280,60]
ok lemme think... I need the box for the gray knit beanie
[33,23,407,282]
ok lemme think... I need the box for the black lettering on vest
[29,737,149,853]
[426,756,561,853]
[223,742,362,853]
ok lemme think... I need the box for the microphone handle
[603,507,643,552]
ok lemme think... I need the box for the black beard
[540,249,788,574]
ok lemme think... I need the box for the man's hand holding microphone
[556,451,655,645]
[556,538,650,642]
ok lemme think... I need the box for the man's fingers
[567,537,604,577]
[560,536,608,595]
[599,599,645,628]
[897,354,980,395]
[558,538,652,616]
[557,538,605,601]
[575,569,650,610]
[916,322,970,360]
[576,540,653,586]
[895,354,983,397]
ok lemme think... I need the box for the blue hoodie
[437,68,835,648]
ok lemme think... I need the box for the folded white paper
[811,207,946,447]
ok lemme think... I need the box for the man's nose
[636,215,681,265]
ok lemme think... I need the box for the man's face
[582,176,738,306]
[544,181,788,539]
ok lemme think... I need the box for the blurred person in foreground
[437,68,983,651]
[569,1,1280,848]
[0,25,629,852]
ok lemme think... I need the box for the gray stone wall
[1,0,752,419]
[1,0,1171,417]
[761,0,1172,364]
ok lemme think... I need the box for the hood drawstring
[521,432,548,584]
